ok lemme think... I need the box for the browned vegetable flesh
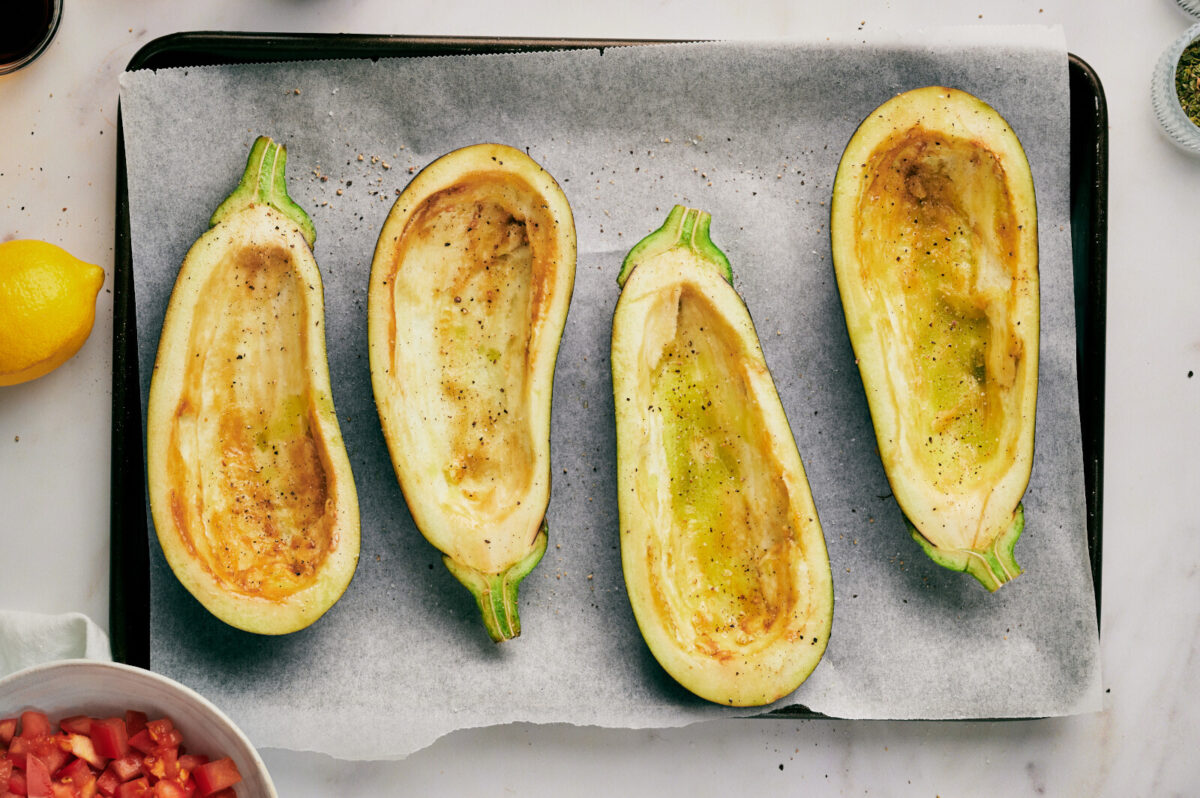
[376,175,560,570]
[613,205,832,706]
[369,143,575,642]
[641,284,799,656]
[831,87,1038,591]
[165,241,335,600]
[853,127,1028,496]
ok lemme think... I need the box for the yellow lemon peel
[0,239,104,386]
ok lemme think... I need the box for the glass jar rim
[0,0,65,77]
[1153,23,1200,156]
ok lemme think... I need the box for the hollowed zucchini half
[613,206,833,706]
[368,143,576,642]
[830,87,1039,591]
[147,136,360,634]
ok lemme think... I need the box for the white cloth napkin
[0,611,112,678]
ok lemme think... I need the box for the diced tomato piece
[87,723,127,762]
[120,717,144,742]
[112,779,149,798]
[49,784,77,798]
[18,716,51,741]
[24,756,52,798]
[52,758,90,785]
[64,737,104,773]
[142,750,178,784]
[9,769,27,796]
[140,725,169,749]
[31,748,66,782]
[172,758,204,778]
[106,758,139,785]
[149,781,186,798]
[56,718,90,738]
[0,720,16,746]
[160,749,179,781]
[189,759,239,797]
[123,735,152,760]
[7,738,67,776]
[8,735,32,763]
[204,791,234,798]
[94,767,119,798]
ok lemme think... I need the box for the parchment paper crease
[119,27,1102,760]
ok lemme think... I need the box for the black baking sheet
[109,35,1107,718]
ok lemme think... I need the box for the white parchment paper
[119,28,1102,760]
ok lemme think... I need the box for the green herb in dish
[1178,37,1200,127]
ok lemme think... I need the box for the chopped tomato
[124,735,153,760]
[190,760,239,797]
[7,734,32,761]
[8,737,69,777]
[143,749,179,783]
[149,781,186,798]
[86,723,127,762]
[18,715,51,741]
[141,724,171,747]
[120,717,145,741]
[95,766,119,797]
[39,748,70,780]
[56,718,91,738]
[3,712,236,798]
[23,756,51,798]
[105,757,140,785]
[53,757,90,785]
[64,736,106,772]
[112,778,150,798]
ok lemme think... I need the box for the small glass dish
[1178,0,1200,19]
[0,0,63,76]
[1153,22,1200,155]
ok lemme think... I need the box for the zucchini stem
[618,204,733,287]
[210,135,317,248]
[908,503,1025,592]
[443,523,549,642]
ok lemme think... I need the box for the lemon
[0,239,104,387]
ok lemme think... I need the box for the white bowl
[1153,23,1200,156]
[0,660,276,798]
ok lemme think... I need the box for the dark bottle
[0,0,62,75]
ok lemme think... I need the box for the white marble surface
[0,1,1197,795]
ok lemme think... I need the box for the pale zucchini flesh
[614,206,833,706]
[147,137,360,634]
[831,87,1039,590]
[368,143,576,641]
